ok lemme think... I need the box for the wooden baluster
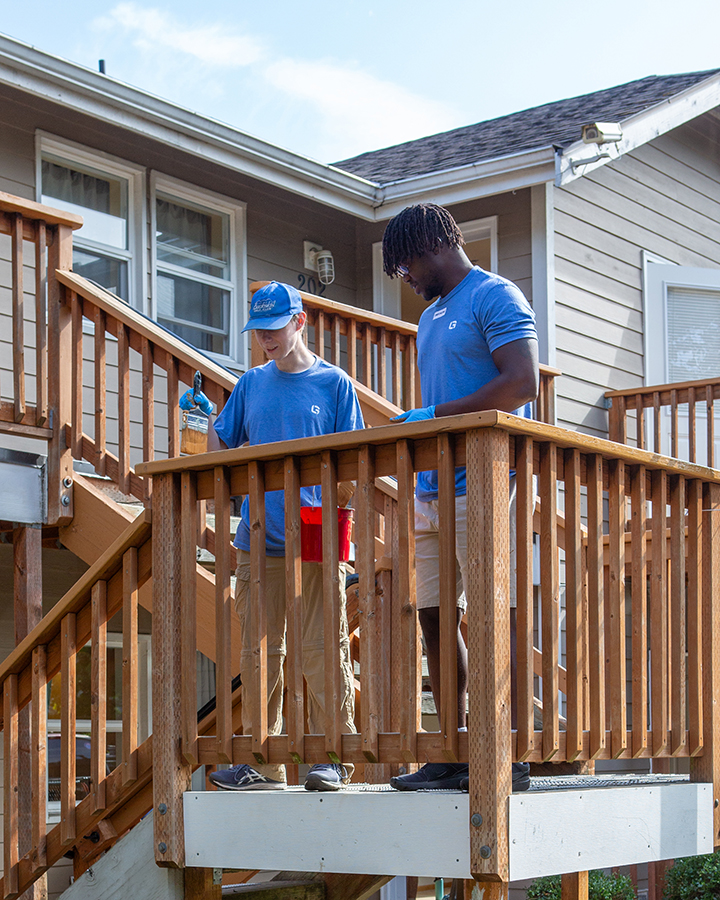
[539,442,559,761]
[402,335,417,413]
[653,392,661,455]
[396,439,418,764]
[331,314,341,366]
[321,451,344,763]
[315,310,325,359]
[248,460,268,766]
[357,445,379,762]
[466,428,511,883]
[561,872,589,900]
[362,323,373,389]
[670,389,678,458]
[122,548,139,783]
[564,448,584,761]
[4,674,19,898]
[608,459,627,757]
[35,220,48,426]
[635,394,645,450]
[91,581,107,812]
[31,646,48,874]
[516,437,535,761]
[650,470,668,756]
[180,472,199,765]
[11,213,25,424]
[377,327,387,401]
[61,613,77,848]
[688,387,696,463]
[437,434,459,761]
[167,355,180,459]
[686,479,703,756]
[215,465,233,763]
[608,395,625,444]
[630,465,648,758]
[94,305,107,476]
[71,293,83,459]
[117,322,131,495]
[142,337,155,502]
[669,475,686,756]
[284,455,305,764]
[707,385,715,469]
[391,332,402,408]
[587,454,606,759]
[347,318,357,380]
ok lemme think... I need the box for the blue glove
[180,389,213,416]
[391,405,436,423]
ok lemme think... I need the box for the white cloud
[96,3,264,67]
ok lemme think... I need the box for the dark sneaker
[208,764,284,791]
[458,762,531,793]
[304,763,349,791]
[390,762,468,791]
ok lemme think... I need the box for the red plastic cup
[300,507,354,563]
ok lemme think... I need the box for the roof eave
[557,71,720,186]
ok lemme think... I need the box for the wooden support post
[184,868,221,900]
[437,434,459,761]
[91,581,107,813]
[321,450,343,763]
[284,456,305,764]
[561,872,589,900]
[396,439,418,764]
[181,473,199,766]
[60,613,77,849]
[4,673,20,899]
[466,428,510,884]
[122,548,139,783]
[248,460,268,766]
[539,442,559,762]
[152,472,193,867]
[214,466,233,764]
[357,446,379,763]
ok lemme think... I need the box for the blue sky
[2,1,720,163]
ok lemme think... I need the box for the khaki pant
[235,550,356,783]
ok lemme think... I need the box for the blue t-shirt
[213,357,364,554]
[416,266,538,501]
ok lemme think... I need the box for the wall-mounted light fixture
[303,241,335,285]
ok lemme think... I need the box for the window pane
[157,272,229,355]
[42,158,128,250]
[156,195,228,279]
[667,286,720,381]
[73,248,129,302]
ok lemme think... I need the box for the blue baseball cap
[242,282,303,332]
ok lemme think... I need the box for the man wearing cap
[181,281,364,791]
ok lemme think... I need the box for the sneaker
[304,763,349,792]
[390,762,467,791]
[208,764,284,791]
[458,762,531,793]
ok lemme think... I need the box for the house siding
[554,114,720,437]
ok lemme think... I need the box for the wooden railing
[250,281,560,425]
[136,412,720,884]
[606,376,720,466]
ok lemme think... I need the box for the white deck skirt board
[184,789,472,879]
[508,783,714,881]
[184,782,713,881]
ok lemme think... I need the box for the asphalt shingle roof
[333,70,720,185]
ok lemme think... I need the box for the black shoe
[304,763,349,791]
[390,762,468,791]
[208,764,285,791]
[458,762,531,793]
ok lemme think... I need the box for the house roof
[334,70,720,185]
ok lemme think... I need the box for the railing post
[466,426,511,886]
[152,472,192,867]
[46,224,74,525]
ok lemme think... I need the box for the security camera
[581,122,623,145]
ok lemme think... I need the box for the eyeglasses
[396,264,410,277]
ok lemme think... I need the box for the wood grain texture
[629,466,648,758]
[180,473,199,766]
[91,581,107,812]
[4,673,19,898]
[669,475,686,757]
[540,442,560,761]
[516,436,535,761]
[564,448,584,761]
[650,470,668,756]
[321,450,343,761]
[586,455,606,759]
[31,646,48,873]
[122,548,139,784]
[607,459,627,758]
[396,439,418,763]
[60,613,77,848]
[214,466,233,764]
[437,433,459,759]
[284,455,305,763]
[248,460,268,766]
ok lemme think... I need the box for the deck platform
[183,775,713,881]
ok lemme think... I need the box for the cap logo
[253,298,276,313]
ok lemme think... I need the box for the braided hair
[382,203,464,277]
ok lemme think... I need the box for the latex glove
[180,389,213,416]
[391,405,436,423]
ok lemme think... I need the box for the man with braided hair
[382,203,537,792]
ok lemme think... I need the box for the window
[152,174,247,366]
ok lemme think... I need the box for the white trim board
[183,782,713,881]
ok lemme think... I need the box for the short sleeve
[213,377,249,449]
[477,283,537,355]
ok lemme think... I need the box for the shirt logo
[449,320,457,329]
[433,307,447,320]
[311,405,320,415]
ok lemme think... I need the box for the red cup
[300,507,354,563]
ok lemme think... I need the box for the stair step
[222,880,324,898]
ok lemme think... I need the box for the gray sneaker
[209,764,284,791]
[304,763,349,791]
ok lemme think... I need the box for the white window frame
[35,132,146,311]
[372,215,498,320]
[150,171,248,371]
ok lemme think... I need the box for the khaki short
[414,480,518,611]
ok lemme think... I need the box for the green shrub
[527,870,636,900]
[662,853,720,900]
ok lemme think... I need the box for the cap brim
[242,313,294,333]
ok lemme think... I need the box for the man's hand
[180,389,214,416]
[391,405,436,423]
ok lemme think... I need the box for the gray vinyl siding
[554,113,720,437]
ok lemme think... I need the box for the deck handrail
[139,410,720,882]
[605,375,720,466]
